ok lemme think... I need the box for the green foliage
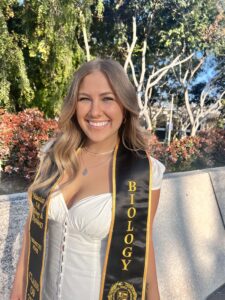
[0,0,224,118]
[20,0,90,116]
[159,0,224,54]
[217,99,225,128]
[0,3,34,111]
[95,0,104,20]
[0,0,100,116]
[91,0,224,63]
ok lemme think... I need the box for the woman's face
[76,71,124,147]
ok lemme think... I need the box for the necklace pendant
[82,168,88,176]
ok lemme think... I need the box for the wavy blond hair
[28,58,149,202]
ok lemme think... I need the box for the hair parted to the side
[28,58,149,203]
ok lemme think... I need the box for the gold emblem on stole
[108,281,137,300]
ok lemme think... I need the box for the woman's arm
[146,189,161,300]
[10,209,32,300]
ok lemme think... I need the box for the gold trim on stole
[25,147,82,299]
[40,178,61,296]
[141,155,152,300]
[26,204,32,298]
[99,141,119,300]
[99,145,152,300]
[25,176,62,300]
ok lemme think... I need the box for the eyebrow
[78,92,115,96]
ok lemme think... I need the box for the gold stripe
[141,154,152,300]
[25,147,82,299]
[39,147,81,299]
[99,141,119,300]
[39,176,62,300]
[25,204,32,298]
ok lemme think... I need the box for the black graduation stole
[25,141,152,300]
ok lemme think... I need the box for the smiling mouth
[87,120,110,128]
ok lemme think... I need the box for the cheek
[76,105,87,119]
[108,105,124,120]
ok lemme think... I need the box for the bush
[0,108,58,180]
[197,129,225,167]
[0,108,224,179]
[148,129,225,172]
[164,136,201,172]
[147,133,166,162]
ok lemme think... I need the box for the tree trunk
[142,111,152,130]
[190,126,197,136]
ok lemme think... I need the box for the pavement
[0,193,28,299]
[0,166,225,300]
[153,166,225,300]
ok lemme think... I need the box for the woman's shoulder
[148,156,166,190]
[149,156,165,172]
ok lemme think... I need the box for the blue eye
[103,97,114,101]
[78,97,90,101]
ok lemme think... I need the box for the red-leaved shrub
[148,129,225,172]
[197,129,225,166]
[0,107,224,179]
[147,133,165,162]
[0,108,58,180]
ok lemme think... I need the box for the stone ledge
[164,166,225,179]
[164,166,225,230]
[0,174,30,195]
[0,192,27,202]
[209,169,225,229]
[1,166,225,299]
[206,283,225,300]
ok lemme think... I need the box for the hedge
[0,108,224,180]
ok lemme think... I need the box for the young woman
[11,58,165,300]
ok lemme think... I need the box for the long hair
[28,58,149,202]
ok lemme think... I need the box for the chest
[59,160,112,209]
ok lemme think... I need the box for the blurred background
[0,0,224,183]
[0,2,225,299]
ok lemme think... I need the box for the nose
[89,99,102,117]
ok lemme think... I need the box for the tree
[0,1,34,112]
[123,16,194,129]
[1,0,224,126]
[90,0,225,131]
[19,0,90,116]
[171,2,225,136]
[1,0,103,116]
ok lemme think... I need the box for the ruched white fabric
[41,157,165,300]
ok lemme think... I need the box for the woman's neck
[84,137,119,153]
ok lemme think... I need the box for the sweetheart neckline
[58,191,112,212]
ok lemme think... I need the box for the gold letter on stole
[122,247,133,258]
[126,220,134,232]
[124,234,134,245]
[121,259,132,271]
[127,207,136,219]
[128,181,137,192]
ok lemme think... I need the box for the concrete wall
[0,167,225,299]
[0,193,28,299]
[153,167,225,300]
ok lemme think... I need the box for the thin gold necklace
[84,147,114,156]
[80,150,113,176]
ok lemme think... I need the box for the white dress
[41,157,165,300]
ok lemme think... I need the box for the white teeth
[88,121,109,127]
